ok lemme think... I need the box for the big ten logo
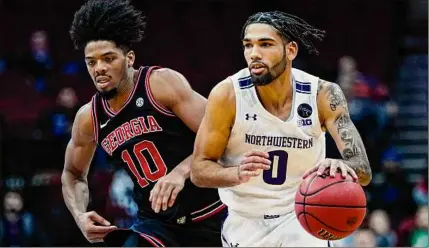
[317,228,344,240]
[298,119,312,127]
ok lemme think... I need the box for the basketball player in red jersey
[61,0,224,246]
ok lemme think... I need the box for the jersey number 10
[121,140,168,188]
[263,150,288,185]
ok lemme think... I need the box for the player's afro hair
[69,0,146,51]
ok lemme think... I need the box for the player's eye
[86,61,95,66]
[243,43,252,49]
[105,57,114,62]
[261,43,272,47]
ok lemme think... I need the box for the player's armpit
[190,79,240,188]
[149,68,207,133]
[317,80,372,186]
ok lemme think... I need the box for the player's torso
[92,66,222,222]
[219,68,326,216]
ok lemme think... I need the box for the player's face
[242,23,297,86]
[84,41,135,99]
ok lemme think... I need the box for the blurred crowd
[0,0,427,247]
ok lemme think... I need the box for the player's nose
[94,61,107,74]
[250,47,262,61]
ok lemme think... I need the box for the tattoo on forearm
[323,81,372,185]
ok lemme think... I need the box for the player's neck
[106,68,138,111]
[255,68,293,111]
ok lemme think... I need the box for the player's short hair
[69,0,146,52]
[242,11,325,55]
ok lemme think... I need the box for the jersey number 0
[121,140,168,188]
[263,150,288,185]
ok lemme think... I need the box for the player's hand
[302,158,358,180]
[149,171,185,213]
[237,151,271,183]
[76,211,117,243]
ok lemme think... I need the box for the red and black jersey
[91,66,224,223]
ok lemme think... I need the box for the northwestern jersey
[218,68,326,216]
[91,66,224,223]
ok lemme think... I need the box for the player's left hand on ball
[302,158,358,181]
[149,171,185,213]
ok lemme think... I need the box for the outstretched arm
[317,79,372,186]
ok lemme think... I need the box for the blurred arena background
[0,0,427,246]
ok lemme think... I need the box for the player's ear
[126,50,135,68]
[286,41,298,61]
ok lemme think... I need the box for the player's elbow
[359,173,372,186]
[190,160,208,188]
[358,165,372,186]
[61,166,86,187]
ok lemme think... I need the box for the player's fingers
[87,227,117,236]
[241,156,271,165]
[87,225,117,233]
[88,238,104,243]
[338,163,349,178]
[240,170,261,177]
[347,167,359,180]
[168,187,181,207]
[243,163,270,171]
[330,160,339,177]
[161,185,174,211]
[154,183,169,213]
[149,182,162,202]
[244,151,269,158]
[88,211,111,226]
[317,160,330,175]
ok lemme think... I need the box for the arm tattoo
[325,82,372,185]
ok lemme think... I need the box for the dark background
[0,0,427,246]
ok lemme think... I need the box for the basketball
[295,170,367,240]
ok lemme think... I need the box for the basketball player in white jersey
[190,11,372,247]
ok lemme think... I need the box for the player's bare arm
[148,68,207,212]
[191,79,271,188]
[61,103,117,243]
[304,79,372,186]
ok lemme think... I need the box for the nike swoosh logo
[100,119,110,129]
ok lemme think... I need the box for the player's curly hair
[242,11,325,55]
[69,0,146,52]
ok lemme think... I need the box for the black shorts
[104,207,226,247]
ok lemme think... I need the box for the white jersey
[218,67,326,216]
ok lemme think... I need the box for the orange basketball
[294,170,367,240]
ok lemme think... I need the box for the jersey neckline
[101,66,144,118]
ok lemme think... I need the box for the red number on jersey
[121,140,168,188]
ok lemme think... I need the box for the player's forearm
[325,82,372,186]
[191,159,240,188]
[61,169,90,221]
[171,155,191,179]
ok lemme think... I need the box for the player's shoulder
[149,67,190,90]
[72,102,95,137]
[316,79,344,98]
[75,102,92,121]
[208,77,235,104]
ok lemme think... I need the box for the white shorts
[221,210,334,247]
